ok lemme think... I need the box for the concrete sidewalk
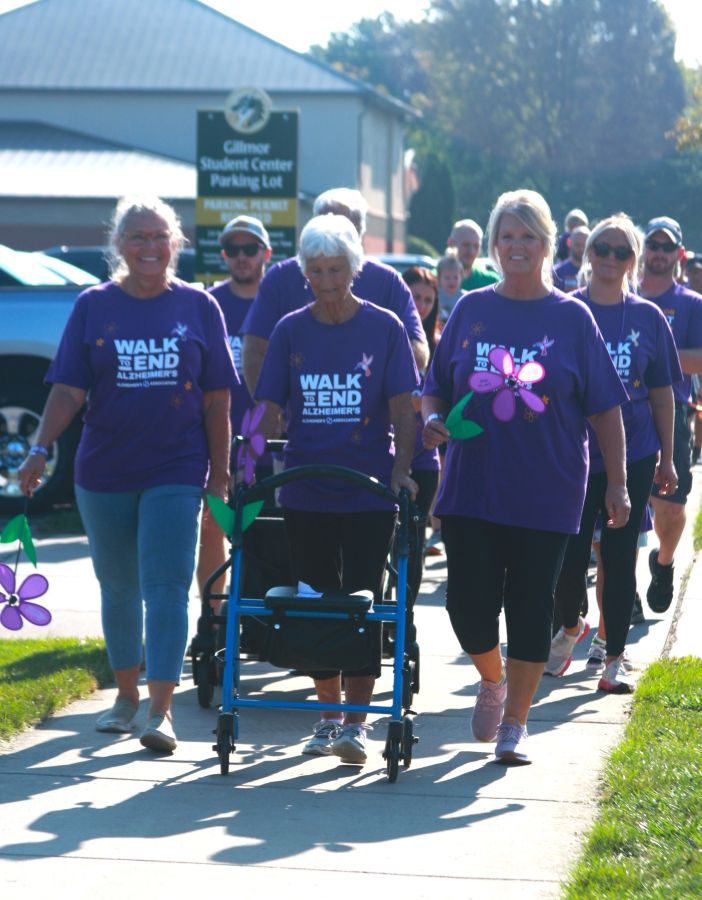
[1,472,701,899]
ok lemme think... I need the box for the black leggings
[282,508,396,678]
[554,453,657,658]
[441,516,569,662]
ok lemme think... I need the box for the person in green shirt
[448,218,500,292]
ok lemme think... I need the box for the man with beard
[196,215,272,600]
[640,216,702,613]
[553,224,590,292]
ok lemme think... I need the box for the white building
[0,0,416,251]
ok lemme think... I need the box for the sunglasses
[222,243,263,258]
[592,242,634,261]
[645,239,679,253]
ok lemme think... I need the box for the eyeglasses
[645,239,679,253]
[592,242,634,261]
[222,243,263,258]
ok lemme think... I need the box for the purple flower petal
[519,388,546,414]
[489,346,514,376]
[0,604,22,631]
[469,371,504,393]
[240,408,252,435]
[516,361,545,385]
[492,388,516,422]
[17,573,49,601]
[0,563,15,595]
[250,434,266,457]
[19,600,52,627]
[243,454,255,484]
[236,444,247,469]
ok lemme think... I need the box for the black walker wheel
[194,656,214,708]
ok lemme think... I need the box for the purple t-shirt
[553,258,579,292]
[242,256,425,346]
[209,280,256,435]
[642,282,702,403]
[255,300,419,511]
[46,280,236,492]
[424,286,628,533]
[574,290,682,473]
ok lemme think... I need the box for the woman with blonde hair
[423,190,629,763]
[19,195,235,753]
[546,214,680,692]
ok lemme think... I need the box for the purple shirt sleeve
[46,290,93,389]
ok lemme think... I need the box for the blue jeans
[75,484,202,682]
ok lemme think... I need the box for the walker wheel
[194,656,215,708]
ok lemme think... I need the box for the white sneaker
[302,720,342,756]
[495,722,530,765]
[544,617,590,677]
[331,723,369,764]
[598,655,634,694]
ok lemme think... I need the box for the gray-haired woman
[19,195,235,753]
[255,213,418,765]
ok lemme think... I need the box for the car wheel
[0,385,79,514]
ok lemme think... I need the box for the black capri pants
[555,452,657,659]
[441,516,569,663]
[282,508,396,678]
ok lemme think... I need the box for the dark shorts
[651,402,692,505]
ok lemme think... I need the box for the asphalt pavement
[1,470,701,899]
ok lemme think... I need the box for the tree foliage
[313,0,702,245]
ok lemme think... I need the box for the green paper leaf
[206,495,264,536]
[241,500,264,531]
[20,518,37,567]
[450,419,484,439]
[445,391,483,440]
[206,495,235,536]
[1,514,26,544]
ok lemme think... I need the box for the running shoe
[302,720,342,756]
[544,617,590,677]
[598,655,634,694]
[495,722,530,765]
[586,634,606,670]
[471,675,507,742]
[331,723,369,764]
[630,592,645,625]
[96,697,139,733]
[646,549,674,613]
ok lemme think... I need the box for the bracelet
[424,412,444,425]
[29,444,49,458]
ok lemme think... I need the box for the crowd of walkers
[18,185,702,767]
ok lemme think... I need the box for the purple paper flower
[237,403,266,484]
[0,563,51,631]
[469,346,546,422]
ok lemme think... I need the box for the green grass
[563,657,702,898]
[0,638,111,741]
[694,499,702,551]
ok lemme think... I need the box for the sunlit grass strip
[563,657,702,898]
[0,638,111,741]
[694,498,702,551]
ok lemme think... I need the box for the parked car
[0,244,98,287]
[43,244,197,283]
[370,253,437,274]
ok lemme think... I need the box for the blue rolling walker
[212,465,419,783]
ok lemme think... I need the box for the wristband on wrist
[424,412,444,425]
[29,444,49,458]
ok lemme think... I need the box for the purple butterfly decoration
[237,403,266,484]
[0,563,51,631]
[468,346,546,422]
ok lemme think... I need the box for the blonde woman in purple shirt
[423,190,629,764]
[19,197,235,755]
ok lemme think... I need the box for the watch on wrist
[29,444,49,458]
[424,412,444,425]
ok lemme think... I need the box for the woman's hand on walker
[391,468,418,500]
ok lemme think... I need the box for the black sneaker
[630,592,645,625]
[646,549,674,613]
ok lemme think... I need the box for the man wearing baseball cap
[640,215,702,613]
[196,215,272,603]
